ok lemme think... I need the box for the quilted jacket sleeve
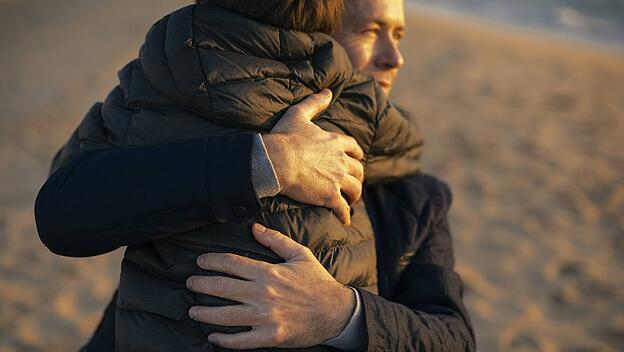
[359,174,476,351]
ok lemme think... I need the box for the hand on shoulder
[262,90,364,225]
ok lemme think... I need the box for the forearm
[330,263,474,352]
[359,279,475,352]
[35,134,259,257]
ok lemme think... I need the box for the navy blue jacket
[35,133,475,351]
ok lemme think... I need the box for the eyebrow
[345,7,405,31]
[373,19,405,30]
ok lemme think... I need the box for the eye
[360,26,380,36]
[393,31,404,41]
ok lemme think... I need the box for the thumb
[298,89,333,122]
[251,223,309,261]
[274,89,332,133]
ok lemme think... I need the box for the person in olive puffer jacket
[44,2,424,351]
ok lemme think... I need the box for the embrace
[35,0,475,351]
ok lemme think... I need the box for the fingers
[196,253,270,281]
[186,275,256,303]
[251,224,311,261]
[346,156,364,183]
[339,135,364,161]
[208,330,275,350]
[327,195,351,226]
[341,174,363,206]
[189,304,257,327]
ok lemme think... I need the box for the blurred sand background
[0,0,623,351]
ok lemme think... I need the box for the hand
[262,89,365,225]
[186,224,356,349]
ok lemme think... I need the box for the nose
[374,36,404,70]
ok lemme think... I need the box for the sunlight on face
[333,0,405,96]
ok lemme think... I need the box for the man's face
[333,0,405,96]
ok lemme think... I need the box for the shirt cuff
[323,286,367,351]
[251,134,281,198]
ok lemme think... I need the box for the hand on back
[262,89,364,225]
[187,224,356,349]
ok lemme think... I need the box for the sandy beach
[0,1,622,351]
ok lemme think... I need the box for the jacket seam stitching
[313,238,375,256]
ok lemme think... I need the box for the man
[182,1,474,350]
[35,0,474,350]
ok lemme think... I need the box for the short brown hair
[195,0,344,34]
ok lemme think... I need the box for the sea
[407,0,624,49]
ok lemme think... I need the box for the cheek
[342,40,374,73]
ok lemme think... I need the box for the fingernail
[321,89,332,98]
[189,307,198,319]
[253,223,267,233]
[196,255,205,267]
[186,277,194,289]
[207,334,217,344]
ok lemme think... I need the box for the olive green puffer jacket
[55,4,423,351]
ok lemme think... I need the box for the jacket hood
[138,4,353,130]
[63,4,423,185]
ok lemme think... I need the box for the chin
[380,86,392,96]
[374,79,393,96]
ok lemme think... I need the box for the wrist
[326,283,357,340]
[251,134,281,198]
[323,286,366,351]
[262,133,293,193]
